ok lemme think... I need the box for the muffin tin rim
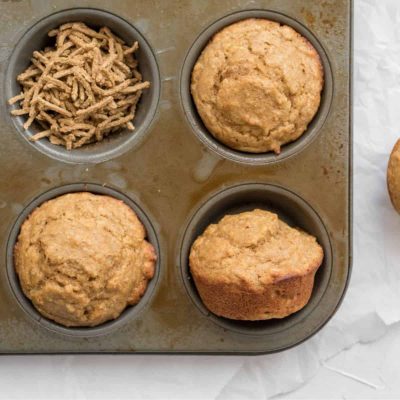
[179,8,334,166]
[5,182,162,338]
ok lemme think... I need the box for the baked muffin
[387,139,400,213]
[191,18,324,154]
[189,209,323,320]
[14,192,156,327]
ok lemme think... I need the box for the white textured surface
[1,0,400,398]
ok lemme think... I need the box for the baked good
[387,139,400,213]
[14,192,156,327]
[191,18,324,154]
[189,209,323,320]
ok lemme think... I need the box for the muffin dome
[189,209,323,320]
[191,18,324,154]
[14,192,156,327]
[387,139,400,213]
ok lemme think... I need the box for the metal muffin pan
[0,0,351,354]
[4,8,161,164]
[6,183,161,338]
[180,9,333,165]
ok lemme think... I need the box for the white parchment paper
[1,1,400,398]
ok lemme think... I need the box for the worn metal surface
[0,0,351,354]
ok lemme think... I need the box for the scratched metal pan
[0,0,352,354]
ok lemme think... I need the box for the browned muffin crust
[14,192,156,327]
[191,18,324,154]
[189,209,323,320]
[387,139,400,213]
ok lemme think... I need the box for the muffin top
[189,209,323,291]
[191,18,324,154]
[14,192,156,327]
[388,139,400,213]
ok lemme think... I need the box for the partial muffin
[189,209,323,320]
[191,18,324,154]
[14,192,156,327]
[387,139,400,213]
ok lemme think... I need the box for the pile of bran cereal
[8,22,149,149]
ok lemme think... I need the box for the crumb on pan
[8,22,150,150]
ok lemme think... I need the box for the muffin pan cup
[180,9,333,165]
[4,8,161,164]
[6,183,161,338]
[0,0,351,354]
[180,183,333,337]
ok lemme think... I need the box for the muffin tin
[0,0,352,354]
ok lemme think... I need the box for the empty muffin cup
[6,183,161,337]
[4,8,160,164]
[180,9,333,165]
[180,183,332,337]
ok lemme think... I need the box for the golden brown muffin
[387,139,400,213]
[191,18,324,154]
[189,209,323,320]
[14,192,156,327]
